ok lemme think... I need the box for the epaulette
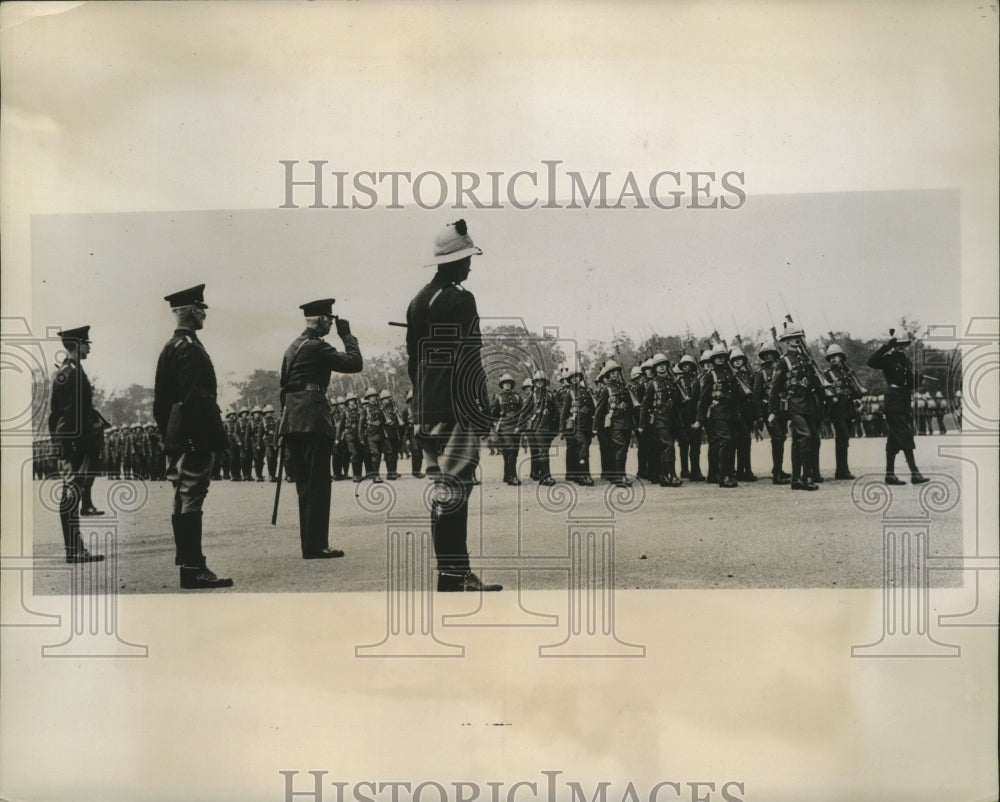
[173,334,194,348]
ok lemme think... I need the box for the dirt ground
[31,433,964,594]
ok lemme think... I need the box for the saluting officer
[153,285,232,588]
[48,325,105,562]
[639,353,685,487]
[278,298,363,558]
[867,333,929,485]
[560,367,596,486]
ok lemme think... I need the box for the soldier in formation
[560,367,595,485]
[752,342,790,484]
[823,343,864,479]
[593,360,635,488]
[516,370,559,485]
[638,353,685,487]
[491,373,523,485]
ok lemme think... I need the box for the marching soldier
[593,360,635,488]
[402,389,425,478]
[379,388,404,480]
[330,397,348,481]
[342,392,365,482]
[153,284,232,588]
[405,218,501,592]
[639,353,685,487]
[676,354,705,481]
[263,404,279,481]
[48,325,106,562]
[824,343,863,479]
[768,328,825,491]
[695,344,749,488]
[278,298,363,559]
[728,347,758,482]
[752,342,791,484]
[867,333,929,485]
[516,370,559,485]
[491,373,523,485]
[560,367,596,485]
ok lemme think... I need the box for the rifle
[782,314,835,397]
[827,330,868,395]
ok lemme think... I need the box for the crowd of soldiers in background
[32,339,963,488]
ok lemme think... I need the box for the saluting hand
[335,318,352,337]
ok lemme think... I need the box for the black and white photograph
[1,2,997,801]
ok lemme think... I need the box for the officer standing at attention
[153,285,232,588]
[559,368,596,486]
[406,219,501,592]
[867,331,929,485]
[48,325,105,562]
[278,298,363,559]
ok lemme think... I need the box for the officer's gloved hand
[335,318,352,337]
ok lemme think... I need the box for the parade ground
[30,433,964,595]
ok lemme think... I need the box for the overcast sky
[3,0,995,400]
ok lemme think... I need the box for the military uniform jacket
[517,387,559,434]
[866,343,914,391]
[768,352,824,417]
[560,384,595,436]
[697,366,749,423]
[359,401,389,439]
[343,406,362,442]
[49,356,100,458]
[752,362,777,419]
[491,389,523,434]
[278,328,363,438]
[640,376,683,429]
[406,276,491,431]
[677,372,700,425]
[594,380,635,431]
[153,328,228,454]
[263,414,278,447]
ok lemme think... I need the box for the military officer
[406,219,501,592]
[752,342,791,484]
[593,360,635,488]
[559,367,596,485]
[867,333,929,485]
[48,326,106,562]
[490,373,523,485]
[516,370,559,485]
[824,343,863,479]
[153,285,232,588]
[278,298,363,558]
[768,328,825,491]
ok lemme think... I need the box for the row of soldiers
[482,327,887,490]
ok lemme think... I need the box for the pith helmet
[521,378,532,389]
[729,348,747,363]
[699,349,713,365]
[498,373,515,387]
[640,359,654,373]
[779,325,805,342]
[824,344,846,360]
[758,342,779,358]
[345,392,358,402]
[364,386,378,398]
[379,389,392,400]
[251,405,262,414]
[239,406,250,415]
[710,344,730,360]
[424,219,483,267]
[629,366,642,380]
[678,354,697,368]
[532,370,548,384]
[263,404,275,413]
[603,359,622,378]
[650,353,670,369]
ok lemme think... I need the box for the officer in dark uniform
[406,219,501,592]
[676,354,704,481]
[278,298,363,558]
[517,370,559,485]
[639,353,685,487]
[490,373,522,485]
[153,285,233,588]
[593,360,635,488]
[752,342,791,484]
[559,367,595,485]
[867,333,929,485]
[48,325,105,562]
[824,343,863,479]
[768,328,825,491]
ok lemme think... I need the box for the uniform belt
[284,383,326,393]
